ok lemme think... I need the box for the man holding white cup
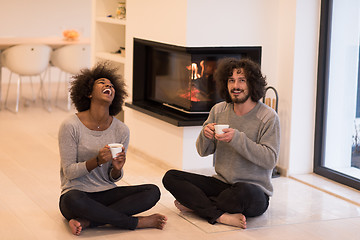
[163,58,280,229]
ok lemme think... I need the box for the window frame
[314,0,360,190]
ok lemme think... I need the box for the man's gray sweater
[196,101,280,196]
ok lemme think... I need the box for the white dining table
[0,36,90,50]
[0,37,90,110]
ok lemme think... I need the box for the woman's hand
[111,146,126,171]
[86,145,113,171]
[97,146,113,165]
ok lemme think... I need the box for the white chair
[1,44,52,113]
[50,44,90,111]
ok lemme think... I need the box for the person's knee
[162,169,178,188]
[216,183,264,213]
[228,183,269,217]
[61,190,87,211]
[151,184,161,201]
[144,184,161,204]
[232,182,262,198]
[243,201,269,217]
[60,190,85,220]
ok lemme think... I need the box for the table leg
[0,50,2,110]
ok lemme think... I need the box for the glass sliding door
[314,0,360,190]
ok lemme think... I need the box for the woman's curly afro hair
[214,58,267,103]
[70,61,128,116]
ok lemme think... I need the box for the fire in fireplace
[127,38,262,126]
[181,60,215,103]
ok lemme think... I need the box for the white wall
[186,0,280,87]
[287,0,320,175]
[275,0,297,172]
[0,0,91,38]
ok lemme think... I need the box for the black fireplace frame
[125,38,262,126]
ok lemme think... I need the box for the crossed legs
[59,184,167,235]
[162,169,269,228]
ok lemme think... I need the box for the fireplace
[125,38,262,126]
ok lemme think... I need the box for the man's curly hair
[70,61,128,116]
[214,58,267,103]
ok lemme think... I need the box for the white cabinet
[91,0,126,65]
[91,0,126,121]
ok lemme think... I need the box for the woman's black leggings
[162,169,269,224]
[59,184,160,230]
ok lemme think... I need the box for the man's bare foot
[216,213,247,229]
[69,219,90,236]
[174,200,193,213]
[136,214,167,230]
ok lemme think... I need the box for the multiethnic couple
[58,59,280,235]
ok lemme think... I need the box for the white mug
[214,124,229,135]
[108,143,123,158]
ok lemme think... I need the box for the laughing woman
[58,62,167,236]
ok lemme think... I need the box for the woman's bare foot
[174,200,193,213]
[69,219,90,236]
[216,213,247,229]
[136,214,167,230]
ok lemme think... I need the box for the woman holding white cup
[58,62,167,236]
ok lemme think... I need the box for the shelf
[95,51,125,63]
[95,16,126,25]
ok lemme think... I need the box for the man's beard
[230,89,250,104]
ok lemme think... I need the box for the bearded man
[162,58,280,228]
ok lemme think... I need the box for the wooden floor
[1,85,360,239]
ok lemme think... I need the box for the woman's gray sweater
[58,114,130,195]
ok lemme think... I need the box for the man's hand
[215,128,234,143]
[204,123,216,139]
